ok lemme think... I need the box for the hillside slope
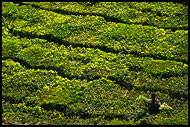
[2,2,188,125]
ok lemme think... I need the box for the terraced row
[1,59,149,123]
[2,28,188,99]
[2,59,188,125]
[2,2,188,64]
[21,2,188,31]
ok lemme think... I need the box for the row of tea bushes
[2,100,188,125]
[2,2,188,63]
[2,101,65,125]
[132,72,188,99]
[21,2,188,30]
[2,27,46,59]
[3,23,188,78]
[2,31,188,99]
[100,23,188,63]
[2,22,188,96]
[2,59,187,125]
[1,59,140,124]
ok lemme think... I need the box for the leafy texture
[2,2,188,125]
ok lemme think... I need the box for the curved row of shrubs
[1,59,144,124]
[2,2,188,63]
[2,59,188,125]
[21,2,188,30]
[2,29,188,98]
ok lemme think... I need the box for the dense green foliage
[22,2,188,30]
[2,2,188,125]
[2,2,188,63]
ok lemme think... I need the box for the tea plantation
[2,2,188,125]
